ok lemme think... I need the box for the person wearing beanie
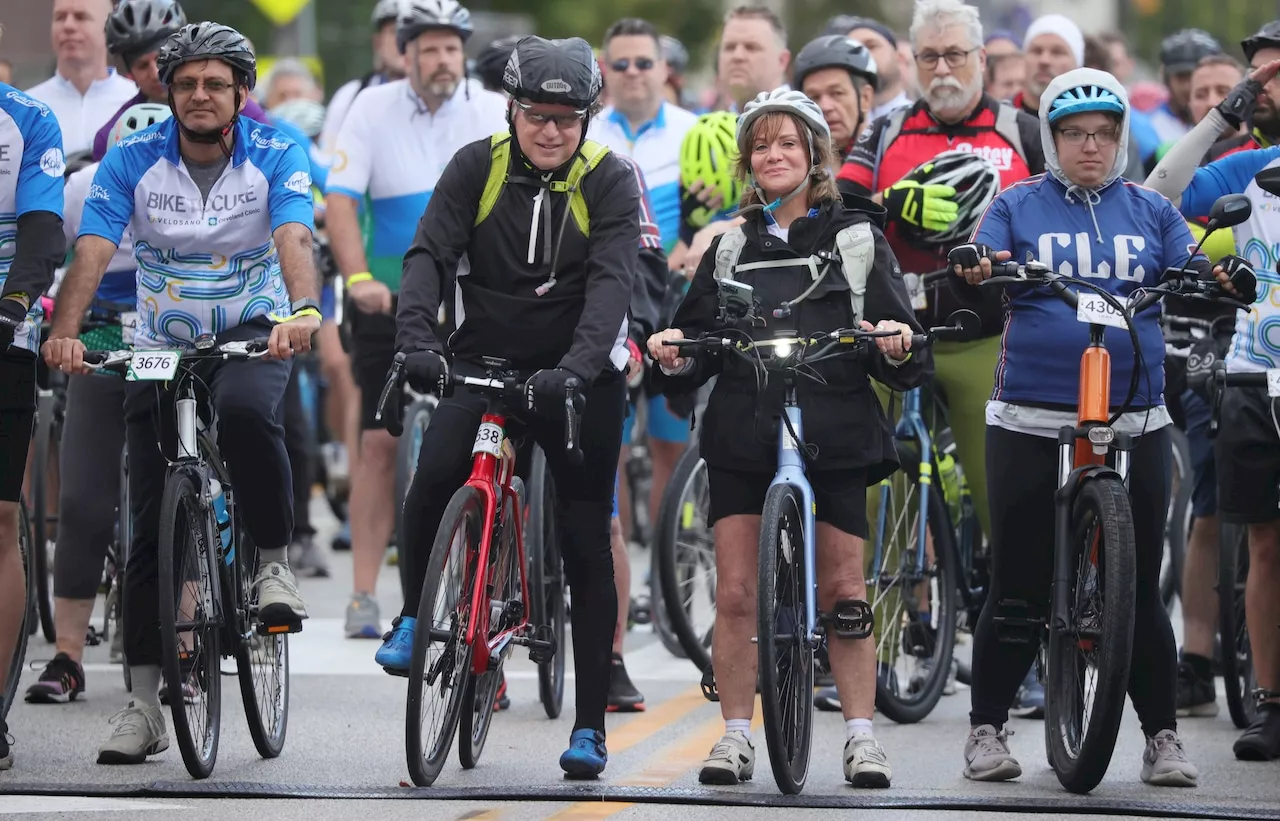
[984,29,1020,57]
[1013,13,1083,116]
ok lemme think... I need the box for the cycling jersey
[324,78,506,291]
[91,93,268,162]
[1148,101,1191,146]
[318,73,391,153]
[25,69,137,156]
[1205,128,1273,164]
[588,102,698,252]
[271,116,329,193]
[78,116,315,349]
[63,162,135,303]
[0,84,66,352]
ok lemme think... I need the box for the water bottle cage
[823,599,874,640]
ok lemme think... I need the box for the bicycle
[26,366,65,643]
[378,352,570,787]
[666,280,976,795]
[655,437,716,677]
[3,496,34,720]
[84,337,295,779]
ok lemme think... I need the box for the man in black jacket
[381,35,638,779]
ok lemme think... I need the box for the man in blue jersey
[0,44,68,770]
[43,22,320,766]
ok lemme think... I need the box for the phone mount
[716,278,762,325]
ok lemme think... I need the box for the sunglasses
[514,99,586,129]
[610,57,656,72]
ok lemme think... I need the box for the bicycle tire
[157,467,222,779]
[527,446,566,720]
[394,398,434,538]
[30,393,55,642]
[757,483,814,795]
[116,445,132,691]
[1161,427,1192,612]
[1219,522,1257,730]
[406,484,481,787]
[870,441,959,725]
[656,445,714,673]
[4,500,34,720]
[1044,474,1136,795]
[235,513,290,759]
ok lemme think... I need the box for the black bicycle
[3,497,34,720]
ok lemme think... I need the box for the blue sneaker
[374,616,416,676]
[1011,666,1045,719]
[559,728,607,779]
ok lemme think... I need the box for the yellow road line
[601,685,708,755]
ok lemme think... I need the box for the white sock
[725,718,752,739]
[260,547,288,566]
[846,718,873,740]
[130,665,163,710]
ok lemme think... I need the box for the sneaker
[288,536,330,579]
[345,592,382,639]
[559,728,607,779]
[606,653,645,712]
[374,616,416,675]
[963,724,1022,782]
[1010,667,1044,719]
[844,734,892,788]
[24,653,86,704]
[109,626,124,665]
[254,562,308,627]
[494,674,509,711]
[699,731,755,784]
[1175,660,1218,718]
[331,520,351,552]
[1141,729,1198,787]
[1234,702,1280,761]
[944,657,959,696]
[0,718,12,770]
[96,701,170,765]
[814,686,842,712]
[909,656,957,697]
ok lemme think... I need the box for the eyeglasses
[1055,127,1120,146]
[514,99,586,129]
[915,47,979,69]
[610,57,655,73]
[171,78,233,95]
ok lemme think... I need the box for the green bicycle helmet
[680,111,743,225]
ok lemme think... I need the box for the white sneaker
[254,561,308,627]
[698,731,755,784]
[844,734,892,787]
[97,701,169,765]
[1142,729,1198,787]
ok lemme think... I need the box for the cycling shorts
[348,306,397,431]
[707,466,869,538]
[623,393,689,445]
[1215,385,1280,524]
[1180,389,1216,519]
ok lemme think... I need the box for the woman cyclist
[648,88,927,789]
[948,67,1249,787]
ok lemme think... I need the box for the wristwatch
[290,298,321,314]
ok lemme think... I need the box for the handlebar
[82,337,271,374]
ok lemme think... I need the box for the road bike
[3,497,34,720]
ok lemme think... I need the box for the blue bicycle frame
[769,382,821,650]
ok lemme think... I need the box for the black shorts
[0,349,38,502]
[349,307,397,431]
[707,466,869,538]
[1216,386,1280,524]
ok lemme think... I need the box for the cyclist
[1205,22,1280,162]
[261,58,322,109]
[475,35,520,94]
[318,0,408,152]
[0,65,67,771]
[825,16,913,120]
[1150,29,1223,148]
[1012,14,1081,118]
[947,68,1243,786]
[659,35,692,110]
[384,34,638,778]
[23,104,167,706]
[793,34,880,162]
[325,0,506,640]
[42,22,319,766]
[649,88,925,788]
[717,5,792,114]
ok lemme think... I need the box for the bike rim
[672,459,715,651]
[169,484,220,766]
[764,492,812,782]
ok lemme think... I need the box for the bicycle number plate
[126,350,180,382]
[1076,293,1127,330]
[1267,369,1280,398]
[903,273,928,311]
[472,421,504,456]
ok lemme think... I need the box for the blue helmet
[1047,84,1124,125]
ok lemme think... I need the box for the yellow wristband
[346,272,374,286]
[268,307,323,323]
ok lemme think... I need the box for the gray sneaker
[289,536,331,578]
[698,731,755,784]
[97,701,169,765]
[1142,729,1198,787]
[254,561,308,627]
[964,724,1022,782]
[345,592,382,639]
[844,734,892,788]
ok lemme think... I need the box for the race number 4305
[1075,293,1127,330]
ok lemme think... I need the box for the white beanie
[1022,14,1084,67]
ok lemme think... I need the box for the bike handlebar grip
[911,334,929,350]
[246,338,271,353]
[376,363,405,437]
[988,261,1020,277]
[564,377,584,466]
[1224,372,1269,387]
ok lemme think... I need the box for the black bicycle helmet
[660,35,689,75]
[396,0,473,53]
[793,34,879,92]
[476,35,520,92]
[105,0,187,62]
[502,35,602,110]
[1159,29,1222,74]
[156,22,257,90]
[1243,21,1280,63]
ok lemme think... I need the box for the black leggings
[282,362,314,540]
[400,365,626,735]
[969,424,1177,738]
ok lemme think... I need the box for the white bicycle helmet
[270,99,326,140]
[396,0,473,52]
[736,88,830,151]
[902,150,1001,246]
[371,0,402,27]
[108,102,172,149]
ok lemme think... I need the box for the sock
[725,718,752,739]
[846,718,873,740]
[260,547,288,566]
[130,665,163,710]
[1183,652,1212,681]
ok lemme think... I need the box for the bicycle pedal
[255,619,303,636]
[993,598,1042,644]
[700,667,719,703]
[527,623,557,664]
[380,665,410,679]
[824,598,874,639]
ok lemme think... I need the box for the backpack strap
[474,134,611,235]
[873,108,911,191]
[712,226,748,281]
[475,132,513,227]
[833,222,875,325]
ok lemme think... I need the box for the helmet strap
[168,86,239,159]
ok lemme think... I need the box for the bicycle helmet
[396,0,472,53]
[680,112,743,224]
[901,151,1001,246]
[503,36,603,111]
[1159,29,1221,74]
[1047,83,1125,125]
[107,102,171,148]
[371,0,401,28]
[792,34,879,92]
[105,0,187,62]
[660,35,689,75]
[736,88,830,151]
[270,98,326,140]
[476,35,520,92]
[1243,21,1280,63]
[157,22,257,89]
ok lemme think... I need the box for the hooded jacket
[962,68,1204,428]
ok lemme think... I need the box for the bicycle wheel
[1161,427,1191,612]
[757,483,814,795]
[235,514,290,759]
[406,484,481,787]
[867,442,959,724]
[157,467,222,779]
[4,499,33,720]
[1044,474,1136,795]
[394,398,435,539]
[1219,522,1257,729]
[460,485,522,768]
[30,392,56,642]
[527,446,566,719]
[655,445,715,673]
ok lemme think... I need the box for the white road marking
[0,797,186,814]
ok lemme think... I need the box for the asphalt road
[3,498,1279,820]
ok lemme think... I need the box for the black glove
[1215,76,1264,130]
[403,350,449,395]
[947,242,995,269]
[525,367,579,415]
[1218,254,1258,305]
[0,296,28,351]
